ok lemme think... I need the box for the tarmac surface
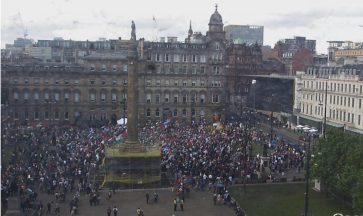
[16,188,236,216]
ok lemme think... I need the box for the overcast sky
[2,0,363,53]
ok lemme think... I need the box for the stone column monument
[122,20,143,152]
[103,21,161,189]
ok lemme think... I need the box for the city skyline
[2,0,363,53]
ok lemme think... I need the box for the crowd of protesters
[139,120,305,215]
[1,123,127,215]
[2,116,304,215]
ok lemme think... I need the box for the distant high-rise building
[277,36,316,55]
[274,36,316,75]
[327,41,363,66]
[224,25,263,46]
[13,38,33,48]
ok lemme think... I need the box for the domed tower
[206,4,225,42]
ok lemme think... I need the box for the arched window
[64,111,69,120]
[13,91,19,101]
[112,92,117,102]
[146,108,151,117]
[155,108,160,117]
[146,93,151,104]
[101,92,106,102]
[74,92,80,103]
[102,64,107,72]
[89,92,96,102]
[200,94,205,103]
[191,108,195,117]
[44,91,49,100]
[54,92,60,101]
[200,109,205,117]
[34,91,39,101]
[64,92,69,102]
[24,91,29,101]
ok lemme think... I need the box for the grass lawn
[1,142,28,166]
[230,183,353,216]
[251,143,272,156]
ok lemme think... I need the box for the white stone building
[294,66,363,134]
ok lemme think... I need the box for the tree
[312,129,363,213]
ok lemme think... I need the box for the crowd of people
[2,117,304,215]
[140,120,305,215]
[1,123,127,215]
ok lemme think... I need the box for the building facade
[1,7,229,126]
[1,62,129,126]
[275,36,316,75]
[327,41,363,66]
[294,66,363,134]
[1,6,285,127]
[224,25,264,46]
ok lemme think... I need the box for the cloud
[263,8,363,29]
[1,14,193,47]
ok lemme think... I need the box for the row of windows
[145,93,220,104]
[13,78,128,86]
[151,43,207,49]
[145,108,205,118]
[145,79,221,87]
[303,80,363,94]
[329,95,362,109]
[302,93,362,109]
[301,103,362,126]
[89,64,128,72]
[9,108,206,121]
[154,54,207,63]
[10,110,107,122]
[151,65,222,75]
[13,78,80,85]
[12,91,127,103]
[329,110,362,126]
[11,110,75,121]
[89,79,127,86]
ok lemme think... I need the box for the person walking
[112,206,118,216]
[107,190,112,201]
[213,193,217,205]
[145,192,149,204]
[180,199,184,211]
[107,206,112,216]
[54,202,60,215]
[46,201,52,214]
[153,192,158,203]
[136,207,144,216]
[173,198,177,211]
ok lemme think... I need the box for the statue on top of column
[131,21,136,41]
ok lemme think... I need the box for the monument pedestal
[103,144,162,189]
[121,140,145,152]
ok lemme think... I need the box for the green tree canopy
[312,129,363,213]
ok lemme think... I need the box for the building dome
[209,6,223,26]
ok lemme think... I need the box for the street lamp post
[44,99,53,125]
[265,93,274,157]
[252,79,257,128]
[190,98,195,125]
[303,126,317,216]
[323,81,327,139]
